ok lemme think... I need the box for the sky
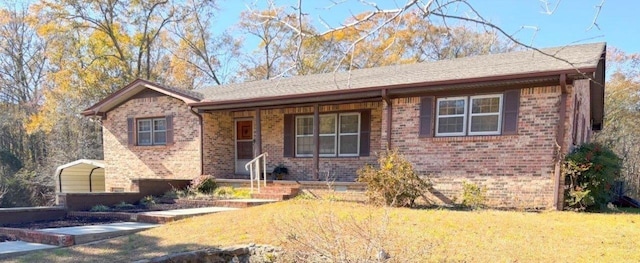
[216,0,637,54]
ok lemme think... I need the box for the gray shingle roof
[194,42,605,102]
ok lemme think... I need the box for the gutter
[554,74,569,210]
[189,106,204,176]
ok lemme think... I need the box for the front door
[235,120,253,175]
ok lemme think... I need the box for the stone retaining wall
[133,244,282,263]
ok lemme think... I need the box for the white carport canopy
[55,159,105,193]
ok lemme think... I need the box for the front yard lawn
[11,200,640,262]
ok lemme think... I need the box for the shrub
[231,188,252,199]
[357,149,431,207]
[563,143,621,211]
[196,177,217,194]
[213,186,234,198]
[213,186,252,199]
[114,201,136,210]
[461,181,487,210]
[162,189,179,199]
[140,195,156,208]
[90,204,110,212]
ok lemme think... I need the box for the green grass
[9,200,640,262]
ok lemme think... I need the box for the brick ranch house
[69,42,605,209]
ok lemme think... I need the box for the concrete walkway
[38,222,159,244]
[0,206,239,258]
[0,241,57,256]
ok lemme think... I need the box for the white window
[469,94,503,135]
[295,113,360,157]
[138,118,167,145]
[338,113,360,156]
[436,97,467,136]
[436,94,503,137]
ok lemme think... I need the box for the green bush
[162,189,179,200]
[461,181,487,210]
[563,143,621,211]
[139,195,156,208]
[357,149,431,207]
[196,177,217,194]
[114,201,136,210]
[90,204,110,212]
[213,186,234,198]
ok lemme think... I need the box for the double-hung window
[436,94,503,136]
[295,113,360,157]
[137,118,167,145]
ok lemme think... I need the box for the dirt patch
[1,216,125,230]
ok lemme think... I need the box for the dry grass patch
[10,200,640,262]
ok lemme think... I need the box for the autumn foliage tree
[594,48,640,198]
[237,8,516,81]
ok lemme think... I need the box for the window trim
[137,117,167,146]
[435,96,467,137]
[468,94,503,136]
[294,112,361,157]
[338,113,361,157]
[434,94,504,137]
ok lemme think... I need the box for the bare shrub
[278,205,427,263]
[357,149,431,207]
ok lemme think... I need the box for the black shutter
[359,110,371,156]
[502,89,520,135]
[166,115,174,145]
[283,114,295,157]
[127,118,134,146]
[419,97,434,137]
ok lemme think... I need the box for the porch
[200,100,384,182]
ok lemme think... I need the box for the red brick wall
[202,111,235,177]
[386,86,565,208]
[102,92,201,191]
[203,102,382,181]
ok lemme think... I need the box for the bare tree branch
[539,0,562,15]
[586,0,605,31]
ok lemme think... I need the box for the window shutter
[283,114,294,157]
[419,97,434,137]
[502,89,520,135]
[127,118,134,146]
[166,115,174,145]
[359,110,371,156]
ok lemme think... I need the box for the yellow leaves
[25,112,53,134]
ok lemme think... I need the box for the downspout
[189,106,204,176]
[381,89,393,150]
[88,167,99,192]
[554,74,569,210]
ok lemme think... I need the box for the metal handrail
[245,152,268,193]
